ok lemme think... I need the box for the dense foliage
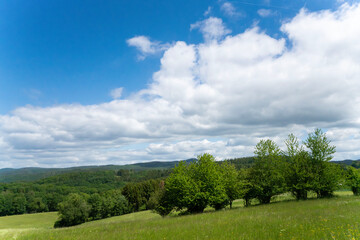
[154,129,348,216]
[163,153,229,213]
[346,167,360,195]
[54,193,90,227]
[248,139,286,204]
[0,160,188,183]
[0,168,169,217]
[121,179,162,211]
[54,190,130,228]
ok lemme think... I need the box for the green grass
[0,212,58,239]
[1,192,360,240]
[0,212,58,229]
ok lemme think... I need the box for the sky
[1,0,360,168]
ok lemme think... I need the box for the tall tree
[284,134,314,200]
[304,128,336,162]
[121,183,145,212]
[250,139,286,204]
[304,128,340,198]
[220,161,240,209]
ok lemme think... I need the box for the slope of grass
[0,212,58,239]
[0,212,58,229]
[1,191,359,240]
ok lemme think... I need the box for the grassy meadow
[1,191,359,240]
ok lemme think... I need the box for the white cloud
[220,2,237,17]
[2,3,360,167]
[126,36,169,60]
[190,17,231,42]
[204,6,212,16]
[110,87,123,99]
[257,9,275,17]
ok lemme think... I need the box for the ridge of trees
[0,159,196,183]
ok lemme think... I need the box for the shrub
[347,167,360,195]
[156,153,228,215]
[54,193,90,228]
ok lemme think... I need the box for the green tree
[304,128,336,162]
[192,153,228,211]
[347,167,360,195]
[249,139,286,204]
[141,180,161,210]
[26,197,47,213]
[220,161,240,208]
[157,153,228,215]
[304,129,340,198]
[106,190,129,216]
[121,182,146,212]
[54,193,90,228]
[88,193,103,220]
[284,134,314,200]
[164,161,202,213]
[26,191,48,213]
[44,192,63,211]
[153,181,174,217]
[12,193,27,215]
[238,168,257,207]
[0,192,14,215]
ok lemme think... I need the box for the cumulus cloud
[126,36,169,60]
[190,17,231,42]
[1,2,360,167]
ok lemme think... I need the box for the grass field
[1,191,359,240]
[0,212,58,239]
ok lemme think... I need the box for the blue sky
[0,0,343,114]
[1,0,360,168]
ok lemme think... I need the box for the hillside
[1,192,359,240]
[0,158,196,183]
[2,157,359,183]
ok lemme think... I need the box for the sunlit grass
[0,212,58,229]
[1,191,359,240]
[0,212,58,239]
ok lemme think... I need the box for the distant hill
[0,159,196,183]
[332,159,360,168]
[1,157,359,183]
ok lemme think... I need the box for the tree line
[54,189,130,227]
[147,129,356,216]
[0,168,171,217]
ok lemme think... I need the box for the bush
[347,167,360,195]
[156,153,228,215]
[54,193,90,228]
